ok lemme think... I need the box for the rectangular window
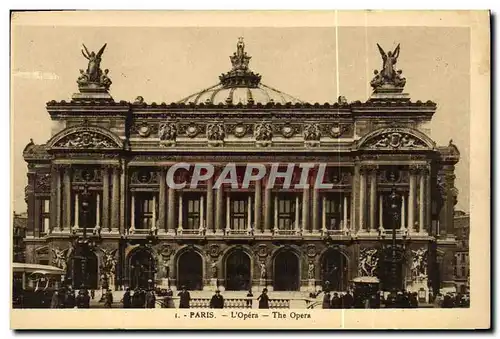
[324,195,342,230]
[277,194,298,230]
[41,199,50,233]
[231,195,248,230]
[182,193,203,230]
[461,267,466,277]
[136,193,154,229]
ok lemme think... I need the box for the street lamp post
[69,183,97,290]
[388,187,402,292]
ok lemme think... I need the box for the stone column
[102,166,110,231]
[311,184,319,233]
[158,169,166,232]
[343,195,348,232]
[321,196,326,232]
[273,195,278,233]
[226,195,231,232]
[408,169,417,233]
[119,161,126,234]
[263,177,271,233]
[400,194,406,230]
[96,193,100,229]
[129,192,135,233]
[63,166,72,230]
[215,186,224,233]
[50,165,60,232]
[74,193,79,229]
[152,194,157,230]
[206,177,214,232]
[294,195,300,233]
[167,187,176,234]
[351,163,360,233]
[111,166,120,231]
[419,169,426,234]
[425,167,432,234]
[369,169,377,233]
[359,168,366,233]
[379,195,384,232]
[199,195,205,229]
[254,179,262,232]
[247,196,252,232]
[303,186,311,233]
[178,193,183,231]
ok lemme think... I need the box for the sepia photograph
[10,10,489,330]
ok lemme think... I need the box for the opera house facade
[22,38,460,297]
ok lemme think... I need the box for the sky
[11,20,470,213]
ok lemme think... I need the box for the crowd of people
[49,286,91,308]
[40,284,470,309]
[433,292,470,308]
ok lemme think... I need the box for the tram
[12,263,64,308]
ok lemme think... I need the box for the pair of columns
[50,164,121,232]
[357,165,429,234]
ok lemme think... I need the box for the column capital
[360,164,379,174]
[408,164,427,175]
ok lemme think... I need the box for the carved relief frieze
[131,122,158,138]
[321,123,352,138]
[358,248,379,277]
[364,131,428,150]
[254,122,273,147]
[130,168,159,185]
[158,122,177,146]
[73,167,102,183]
[226,123,251,138]
[178,123,206,138]
[54,131,119,149]
[35,173,51,192]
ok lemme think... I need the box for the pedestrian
[164,287,175,308]
[83,289,91,308]
[104,289,113,308]
[145,289,156,308]
[50,290,59,309]
[257,288,270,309]
[322,291,331,309]
[90,289,95,300]
[178,285,191,309]
[246,289,253,308]
[330,292,341,309]
[65,287,76,308]
[210,289,224,309]
[409,292,418,308]
[341,290,354,309]
[57,287,66,307]
[121,288,131,308]
[131,288,141,308]
[76,290,85,308]
[433,293,443,308]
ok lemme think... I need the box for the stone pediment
[47,125,123,150]
[358,127,435,151]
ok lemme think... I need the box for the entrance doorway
[321,249,348,291]
[129,248,156,289]
[177,251,203,290]
[225,250,251,290]
[274,251,300,291]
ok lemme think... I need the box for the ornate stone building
[22,39,460,295]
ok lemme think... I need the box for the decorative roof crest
[219,38,262,88]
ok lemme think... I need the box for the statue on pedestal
[370,43,406,90]
[77,43,112,90]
